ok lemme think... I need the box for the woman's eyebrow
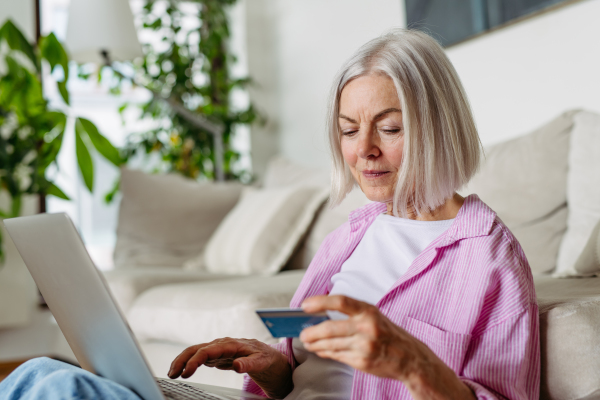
[338,108,401,123]
[338,114,357,123]
[373,108,401,121]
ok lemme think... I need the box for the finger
[169,345,202,378]
[300,319,356,343]
[313,349,357,367]
[303,336,354,353]
[232,351,274,374]
[181,341,250,378]
[302,295,371,316]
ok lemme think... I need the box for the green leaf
[10,195,21,218]
[46,182,70,200]
[75,120,94,191]
[57,80,69,105]
[77,118,122,167]
[0,20,38,71]
[39,32,69,80]
[104,177,120,204]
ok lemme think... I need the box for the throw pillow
[285,187,370,270]
[114,168,242,268]
[199,185,329,275]
[262,156,330,188]
[461,110,577,273]
[555,111,600,275]
[571,220,600,277]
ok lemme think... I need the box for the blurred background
[1,0,599,384]
[0,0,598,270]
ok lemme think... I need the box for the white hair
[327,29,482,217]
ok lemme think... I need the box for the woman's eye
[380,128,402,134]
[342,130,358,136]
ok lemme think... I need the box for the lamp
[65,0,143,64]
[65,0,225,181]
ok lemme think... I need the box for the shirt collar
[348,194,496,244]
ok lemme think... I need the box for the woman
[1,29,539,400]
[168,29,539,400]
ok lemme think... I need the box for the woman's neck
[386,193,465,221]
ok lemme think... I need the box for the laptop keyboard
[157,379,226,400]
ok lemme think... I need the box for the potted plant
[0,19,122,260]
[102,0,259,185]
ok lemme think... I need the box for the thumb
[232,352,272,374]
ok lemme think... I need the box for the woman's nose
[356,129,381,159]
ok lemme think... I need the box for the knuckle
[340,296,352,309]
[363,306,378,318]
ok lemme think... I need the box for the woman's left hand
[300,295,428,381]
[300,295,475,399]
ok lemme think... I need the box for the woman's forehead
[339,74,400,117]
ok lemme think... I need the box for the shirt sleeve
[460,304,540,400]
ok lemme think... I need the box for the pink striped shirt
[244,195,540,399]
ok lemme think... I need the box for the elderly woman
[168,29,539,400]
[0,29,538,400]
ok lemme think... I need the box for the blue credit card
[256,308,330,338]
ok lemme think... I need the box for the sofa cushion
[573,220,600,277]
[286,187,370,270]
[198,186,328,275]
[461,110,577,273]
[534,274,600,399]
[556,111,600,275]
[114,168,242,269]
[262,156,330,188]
[103,268,234,312]
[127,270,306,346]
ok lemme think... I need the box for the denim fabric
[0,357,142,400]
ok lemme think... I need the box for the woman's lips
[362,170,390,179]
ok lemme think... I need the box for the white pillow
[262,156,330,188]
[572,220,600,277]
[198,185,329,275]
[114,168,242,268]
[555,111,600,276]
[286,187,370,270]
[460,110,576,273]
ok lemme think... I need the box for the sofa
[104,109,600,399]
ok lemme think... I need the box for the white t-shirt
[285,214,455,400]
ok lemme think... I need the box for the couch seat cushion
[534,274,600,399]
[103,268,234,313]
[127,270,306,346]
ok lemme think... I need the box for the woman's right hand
[168,337,293,399]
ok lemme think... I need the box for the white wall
[247,0,600,169]
[245,0,405,175]
[0,0,34,40]
[446,0,600,146]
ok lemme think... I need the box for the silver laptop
[4,213,267,400]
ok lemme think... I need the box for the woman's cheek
[340,139,357,168]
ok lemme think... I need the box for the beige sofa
[105,110,600,399]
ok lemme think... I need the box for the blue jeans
[0,357,141,400]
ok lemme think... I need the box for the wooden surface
[0,359,28,382]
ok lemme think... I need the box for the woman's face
[339,73,404,204]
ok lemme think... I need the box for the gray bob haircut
[327,29,482,217]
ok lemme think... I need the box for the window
[405,0,570,46]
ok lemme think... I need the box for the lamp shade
[65,0,143,64]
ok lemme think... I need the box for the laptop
[4,213,268,400]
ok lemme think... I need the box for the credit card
[256,308,330,338]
